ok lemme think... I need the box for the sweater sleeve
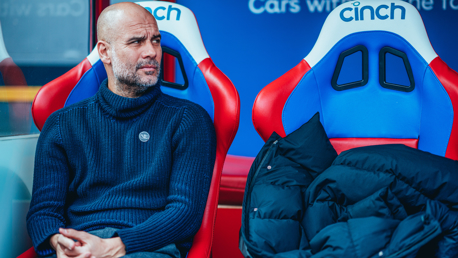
[26,113,69,256]
[116,105,217,253]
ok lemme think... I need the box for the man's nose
[141,41,158,59]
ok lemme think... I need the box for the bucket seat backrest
[252,0,458,160]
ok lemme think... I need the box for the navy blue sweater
[26,80,216,256]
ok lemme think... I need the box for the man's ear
[98,41,111,65]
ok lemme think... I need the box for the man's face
[110,12,162,88]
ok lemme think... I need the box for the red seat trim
[221,155,254,176]
[187,58,240,258]
[219,155,254,205]
[218,185,246,206]
[330,138,419,155]
[32,58,92,130]
[253,59,311,142]
[17,247,36,258]
[429,57,458,160]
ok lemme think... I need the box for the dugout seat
[253,0,458,160]
[0,21,27,87]
[21,2,240,258]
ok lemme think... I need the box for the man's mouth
[136,59,160,74]
[139,65,157,71]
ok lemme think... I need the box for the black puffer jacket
[240,113,458,258]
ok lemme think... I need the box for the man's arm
[26,113,70,256]
[115,105,217,254]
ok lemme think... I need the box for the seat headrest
[305,0,437,67]
[252,0,458,160]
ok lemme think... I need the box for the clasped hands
[50,228,126,258]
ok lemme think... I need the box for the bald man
[26,3,216,258]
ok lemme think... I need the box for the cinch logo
[144,5,181,21]
[340,2,406,22]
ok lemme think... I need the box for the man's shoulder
[41,97,97,132]
[51,96,97,118]
[39,97,96,142]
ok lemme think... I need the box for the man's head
[97,2,162,98]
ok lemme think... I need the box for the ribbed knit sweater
[26,79,216,256]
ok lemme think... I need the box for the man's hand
[58,228,126,258]
[50,233,90,258]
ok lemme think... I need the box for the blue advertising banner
[177,0,457,157]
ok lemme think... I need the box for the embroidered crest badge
[139,131,150,142]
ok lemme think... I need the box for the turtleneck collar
[97,79,162,119]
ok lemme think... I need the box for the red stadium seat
[253,0,458,160]
[22,2,240,258]
[0,22,27,87]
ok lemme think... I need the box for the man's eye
[153,39,160,44]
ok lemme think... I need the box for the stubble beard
[111,47,161,97]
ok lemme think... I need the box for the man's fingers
[63,246,84,257]
[55,245,71,258]
[61,252,91,258]
[75,253,92,258]
[56,252,70,258]
[57,234,75,250]
[59,228,90,242]
[59,247,91,258]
